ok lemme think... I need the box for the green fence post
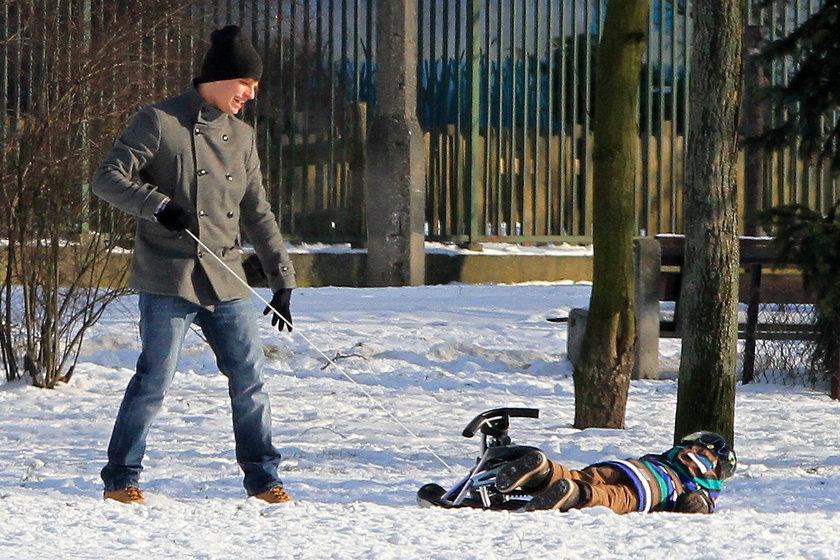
[465,0,481,247]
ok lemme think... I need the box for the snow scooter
[417,407,541,510]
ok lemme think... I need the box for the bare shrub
[0,1,204,387]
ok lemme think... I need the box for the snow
[1,282,837,559]
[285,240,595,256]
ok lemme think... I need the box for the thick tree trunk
[674,0,744,445]
[573,0,650,430]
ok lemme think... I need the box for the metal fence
[420,0,840,243]
[0,1,837,245]
[745,303,827,389]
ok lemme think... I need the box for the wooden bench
[644,235,817,382]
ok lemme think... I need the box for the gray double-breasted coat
[92,86,296,307]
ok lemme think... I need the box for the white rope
[185,230,455,473]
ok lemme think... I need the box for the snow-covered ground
[1,281,837,559]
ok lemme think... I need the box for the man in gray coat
[93,25,295,505]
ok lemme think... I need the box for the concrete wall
[1,248,593,288]
[251,252,593,287]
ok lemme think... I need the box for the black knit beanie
[194,25,262,85]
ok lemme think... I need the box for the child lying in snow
[496,431,736,514]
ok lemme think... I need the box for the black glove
[675,490,713,514]
[263,288,293,332]
[154,199,193,232]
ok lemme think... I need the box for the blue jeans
[101,293,282,496]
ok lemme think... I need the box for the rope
[185,230,455,473]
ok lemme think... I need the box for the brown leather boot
[103,487,145,504]
[253,486,293,504]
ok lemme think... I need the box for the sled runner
[417,407,540,510]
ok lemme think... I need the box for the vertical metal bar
[787,1,799,205]
[482,0,491,237]
[353,0,360,97]
[466,0,481,243]
[277,0,288,227]
[793,0,803,205]
[286,0,298,232]
[579,0,592,236]
[657,0,666,231]
[559,0,567,234]
[302,0,312,217]
[327,0,336,216]
[338,0,348,215]
[518,0,528,238]
[506,0,516,237]
[532,0,541,236]
[808,0,821,210]
[741,264,763,385]
[261,0,276,217]
[249,0,258,129]
[681,0,690,233]
[454,0,462,236]
[641,0,655,234]
[568,0,579,235]
[428,0,439,235]
[494,0,503,234]
[440,0,450,235]
[757,0,772,210]
[367,0,374,100]
[670,0,678,231]
[418,0,427,234]
[545,0,555,235]
[426,0,439,238]
[313,0,323,213]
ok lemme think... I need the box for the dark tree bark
[674,0,744,445]
[573,0,650,429]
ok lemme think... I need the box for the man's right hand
[154,200,193,231]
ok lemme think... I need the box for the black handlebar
[461,407,540,438]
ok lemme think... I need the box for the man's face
[200,78,259,114]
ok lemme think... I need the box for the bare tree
[674,0,744,444]
[573,0,650,429]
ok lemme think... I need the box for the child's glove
[675,490,713,514]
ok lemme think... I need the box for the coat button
[197,250,204,258]
[194,128,201,135]
[225,173,233,181]
[227,211,234,218]
[222,134,229,141]
[198,210,207,218]
[197,169,207,176]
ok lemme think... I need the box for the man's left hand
[263,288,293,332]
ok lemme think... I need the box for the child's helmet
[680,431,737,481]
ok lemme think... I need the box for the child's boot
[495,450,551,493]
[523,478,590,512]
